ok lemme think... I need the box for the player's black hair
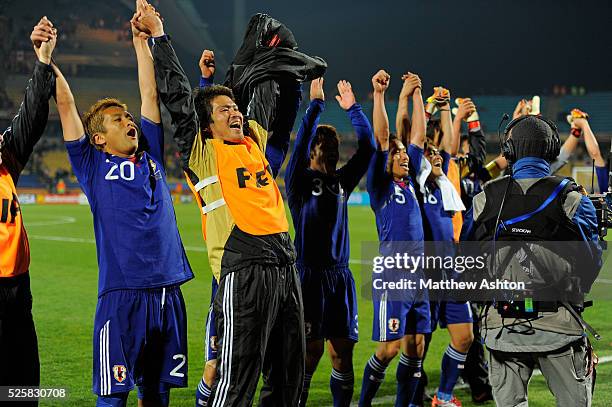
[193,85,237,138]
[309,124,340,156]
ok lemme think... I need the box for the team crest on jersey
[149,159,162,180]
[388,318,400,333]
[210,336,218,351]
[113,365,127,383]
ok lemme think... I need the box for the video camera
[588,192,612,242]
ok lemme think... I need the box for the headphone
[501,115,561,162]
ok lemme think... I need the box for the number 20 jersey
[66,119,193,296]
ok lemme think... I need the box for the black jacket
[1,61,55,181]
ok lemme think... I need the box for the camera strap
[560,301,601,340]
[496,178,570,236]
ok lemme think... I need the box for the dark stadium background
[1,0,611,213]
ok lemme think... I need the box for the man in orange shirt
[0,17,56,393]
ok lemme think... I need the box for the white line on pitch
[26,216,77,226]
[27,234,207,252]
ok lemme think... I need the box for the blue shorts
[372,290,431,341]
[204,278,219,361]
[430,301,473,330]
[92,286,188,396]
[299,264,358,342]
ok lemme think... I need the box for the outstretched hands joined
[31,16,57,64]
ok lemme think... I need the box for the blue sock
[437,345,467,401]
[137,386,169,407]
[299,373,313,407]
[158,391,170,407]
[359,354,388,407]
[330,368,354,407]
[196,378,211,406]
[396,353,422,407]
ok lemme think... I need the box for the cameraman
[465,115,602,406]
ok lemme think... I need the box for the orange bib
[212,138,288,235]
[0,165,29,277]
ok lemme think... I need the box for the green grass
[21,204,612,406]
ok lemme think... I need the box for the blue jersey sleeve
[339,103,376,194]
[285,99,324,201]
[199,76,214,88]
[367,150,390,210]
[441,150,451,175]
[572,195,603,268]
[140,118,164,167]
[407,143,423,179]
[460,205,474,241]
[65,135,95,196]
[596,165,609,193]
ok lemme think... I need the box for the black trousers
[209,263,305,407]
[0,273,40,406]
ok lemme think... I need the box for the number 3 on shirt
[312,178,323,196]
[105,161,135,181]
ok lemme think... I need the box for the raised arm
[139,0,198,173]
[451,98,476,157]
[574,114,608,191]
[339,79,376,193]
[285,78,325,198]
[372,70,390,151]
[131,4,160,123]
[198,49,215,88]
[395,72,411,144]
[436,88,454,153]
[52,64,84,142]
[408,74,425,149]
[1,18,56,178]
[574,117,606,167]
[457,105,487,179]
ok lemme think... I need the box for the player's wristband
[571,127,582,138]
[151,34,169,45]
[468,120,481,131]
[485,160,502,179]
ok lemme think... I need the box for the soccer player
[52,3,193,405]
[414,90,474,407]
[144,6,320,406]
[0,17,56,395]
[192,48,220,407]
[359,71,431,407]
[192,48,303,407]
[285,77,375,406]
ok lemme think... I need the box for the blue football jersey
[421,151,454,242]
[286,100,375,267]
[367,145,425,253]
[66,118,193,295]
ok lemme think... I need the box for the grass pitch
[22,204,612,406]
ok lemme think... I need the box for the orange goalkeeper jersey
[0,164,29,278]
